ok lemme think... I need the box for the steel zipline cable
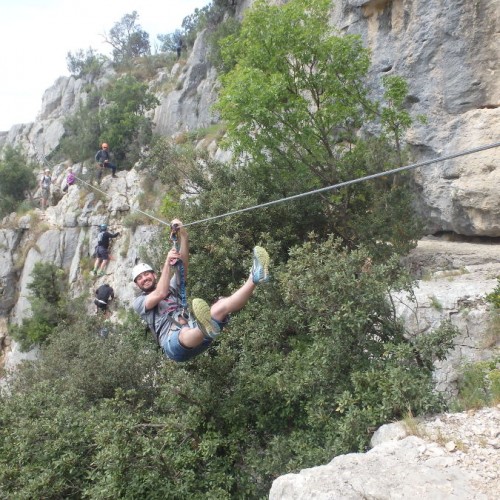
[37,140,500,229]
[182,141,500,227]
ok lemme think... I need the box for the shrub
[0,146,37,217]
[98,75,159,166]
[66,47,106,80]
[486,278,500,308]
[1,236,458,498]
[9,262,72,349]
[454,357,500,409]
[122,212,150,231]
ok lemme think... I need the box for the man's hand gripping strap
[169,224,188,315]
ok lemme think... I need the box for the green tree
[157,29,184,53]
[0,311,163,499]
[9,262,71,349]
[66,47,106,80]
[98,75,159,166]
[0,145,37,216]
[215,0,422,258]
[59,91,102,164]
[105,11,150,65]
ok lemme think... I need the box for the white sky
[0,0,210,131]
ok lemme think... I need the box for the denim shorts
[161,317,227,362]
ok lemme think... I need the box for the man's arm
[175,220,189,278]
[143,218,187,310]
[143,247,179,311]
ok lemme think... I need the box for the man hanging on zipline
[131,219,270,362]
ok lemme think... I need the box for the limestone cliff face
[0,0,498,384]
[332,0,500,237]
[0,62,116,165]
[152,30,220,137]
[0,165,159,371]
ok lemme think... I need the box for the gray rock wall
[0,167,159,372]
[333,0,500,236]
[152,30,220,137]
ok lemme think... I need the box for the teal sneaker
[251,246,270,284]
[192,298,220,339]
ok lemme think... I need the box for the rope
[33,141,500,230]
[169,226,188,312]
[73,174,171,227]
[32,146,170,227]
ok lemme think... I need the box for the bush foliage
[0,241,457,498]
[0,146,37,217]
[9,262,76,349]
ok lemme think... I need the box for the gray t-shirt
[133,275,180,343]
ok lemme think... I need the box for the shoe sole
[192,298,220,339]
[253,246,270,284]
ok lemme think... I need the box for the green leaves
[215,0,423,257]
[9,262,71,349]
[1,237,457,497]
[66,47,105,79]
[0,146,37,217]
[99,75,159,165]
[106,11,151,64]
[217,0,372,174]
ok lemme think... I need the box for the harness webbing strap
[169,226,188,312]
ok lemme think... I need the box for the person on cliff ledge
[94,283,115,317]
[62,166,76,193]
[92,224,120,277]
[39,168,52,210]
[95,142,117,182]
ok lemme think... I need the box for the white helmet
[132,263,154,282]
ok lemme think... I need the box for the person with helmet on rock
[131,218,270,362]
[92,223,120,276]
[62,166,76,193]
[176,37,183,59]
[95,142,117,182]
[94,283,115,316]
[39,168,52,210]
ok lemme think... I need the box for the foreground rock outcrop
[270,405,500,499]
